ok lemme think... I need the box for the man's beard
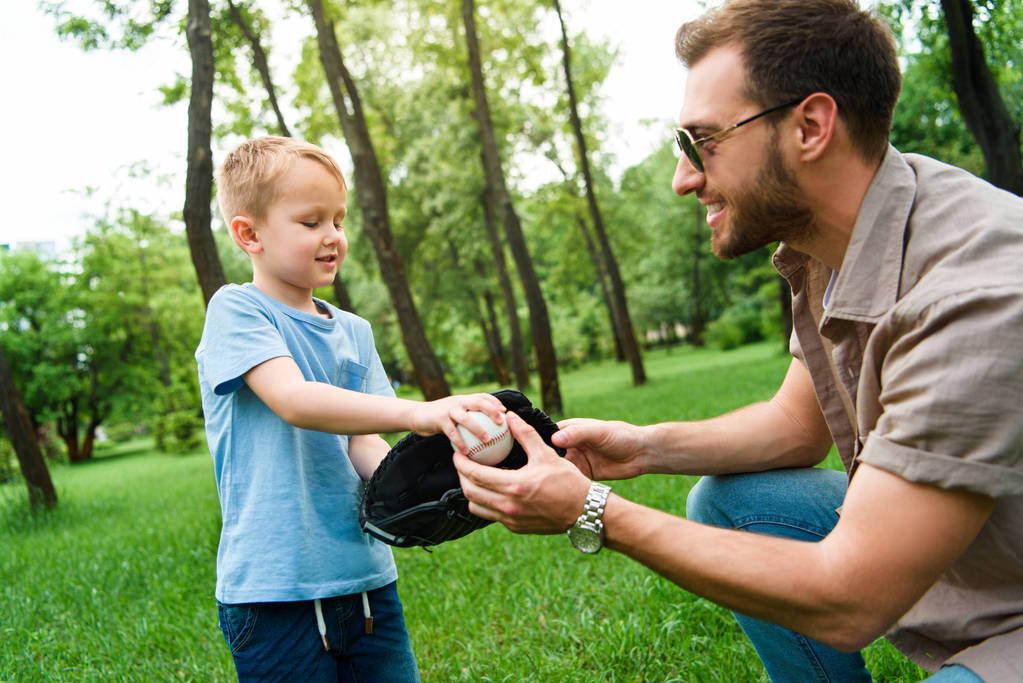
[711,135,817,260]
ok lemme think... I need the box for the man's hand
[454,411,591,534]
[411,392,507,454]
[552,418,647,481]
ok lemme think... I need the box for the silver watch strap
[576,481,612,531]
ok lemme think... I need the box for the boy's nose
[672,154,704,196]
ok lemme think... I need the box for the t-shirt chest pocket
[336,358,369,393]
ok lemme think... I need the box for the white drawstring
[314,598,330,651]
[314,592,373,651]
[362,591,373,634]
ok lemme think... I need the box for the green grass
[1,342,925,681]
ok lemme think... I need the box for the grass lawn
[1,341,925,681]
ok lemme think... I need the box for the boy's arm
[243,355,505,453]
[349,434,391,481]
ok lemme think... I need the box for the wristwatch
[567,481,612,554]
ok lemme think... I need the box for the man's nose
[672,154,704,196]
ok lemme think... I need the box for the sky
[0,0,699,249]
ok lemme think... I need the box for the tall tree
[462,0,561,413]
[216,3,356,313]
[307,0,451,399]
[224,0,292,137]
[45,1,226,303]
[551,0,645,386]
[185,0,228,305]
[884,0,1022,194]
[939,0,1023,194]
[481,183,531,390]
[0,344,57,510]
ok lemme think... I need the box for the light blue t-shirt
[195,283,397,603]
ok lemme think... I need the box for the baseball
[453,411,513,465]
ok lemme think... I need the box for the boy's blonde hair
[216,136,347,222]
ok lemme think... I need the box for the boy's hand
[411,393,507,454]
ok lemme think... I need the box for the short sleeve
[196,287,291,396]
[859,286,1023,497]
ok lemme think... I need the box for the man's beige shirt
[774,148,1023,680]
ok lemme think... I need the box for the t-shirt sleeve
[196,287,292,396]
[858,286,1023,498]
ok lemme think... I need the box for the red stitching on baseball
[467,429,510,457]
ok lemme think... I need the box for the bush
[153,411,204,454]
[103,423,140,443]
[705,302,764,350]
[0,439,15,484]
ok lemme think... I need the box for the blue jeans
[685,468,982,683]
[218,581,419,682]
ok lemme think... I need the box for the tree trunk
[481,185,530,390]
[575,214,623,359]
[308,0,450,399]
[462,0,561,413]
[444,239,510,386]
[467,252,511,387]
[332,278,354,312]
[0,344,57,509]
[940,0,1023,195]
[553,0,645,386]
[479,286,511,386]
[184,0,227,306]
[227,0,292,138]
[57,403,83,463]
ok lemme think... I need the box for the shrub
[104,423,140,443]
[0,439,15,484]
[705,302,763,350]
[153,411,204,454]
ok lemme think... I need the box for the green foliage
[0,438,15,484]
[43,0,176,51]
[153,410,204,454]
[0,208,204,462]
[704,255,784,350]
[882,0,1023,176]
[103,422,141,443]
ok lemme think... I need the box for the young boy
[195,136,505,681]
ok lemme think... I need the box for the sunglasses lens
[674,130,704,172]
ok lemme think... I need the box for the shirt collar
[775,145,917,323]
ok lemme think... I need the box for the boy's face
[246,157,348,306]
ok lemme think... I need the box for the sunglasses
[673,97,805,173]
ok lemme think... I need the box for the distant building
[4,241,58,258]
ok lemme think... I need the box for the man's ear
[229,215,261,255]
[795,92,838,162]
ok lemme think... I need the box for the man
[453,1,1023,681]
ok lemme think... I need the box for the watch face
[568,525,602,554]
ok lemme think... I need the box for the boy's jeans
[218,580,419,682]
[685,467,982,683]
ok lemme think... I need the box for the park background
[2,0,1021,680]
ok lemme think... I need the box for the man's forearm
[640,400,831,476]
[602,493,870,651]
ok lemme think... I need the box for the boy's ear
[229,215,262,255]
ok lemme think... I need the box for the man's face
[673,46,815,259]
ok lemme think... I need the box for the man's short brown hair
[216,136,347,223]
[675,0,901,162]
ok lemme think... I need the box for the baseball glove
[359,389,564,548]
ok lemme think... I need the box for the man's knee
[686,474,739,527]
